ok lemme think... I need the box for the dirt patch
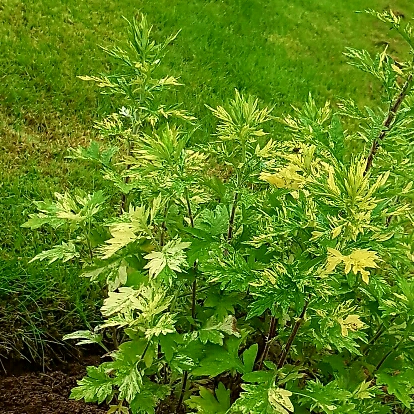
[0,356,107,414]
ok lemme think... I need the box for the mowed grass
[1,0,414,360]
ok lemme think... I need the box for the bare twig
[257,315,277,370]
[227,192,239,241]
[277,299,310,369]
[176,371,188,412]
[365,73,413,174]
[120,135,133,213]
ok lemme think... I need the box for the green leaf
[101,286,141,317]
[194,205,229,237]
[204,290,240,319]
[376,368,414,408]
[186,383,231,413]
[296,379,352,413]
[192,337,245,377]
[103,168,138,193]
[144,237,191,279]
[70,365,114,404]
[67,140,118,166]
[29,241,79,264]
[101,205,151,259]
[191,345,242,377]
[62,330,104,347]
[199,315,240,345]
[129,379,170,414]
[242,344,259,373]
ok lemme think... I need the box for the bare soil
[0,356,107,414]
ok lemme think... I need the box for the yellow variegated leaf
[260,164,305,190]
[327,167,340,196]
[268,388,294,414]
[255,139,278,158]
[101,205,152,259]
[144,238,191,279]
[326,248,380,284]
[332,225,343,239]
[326,248,344,273]
[353,381,373,400]
[340,314,365,337]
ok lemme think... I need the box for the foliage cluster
[7,1,409,359]
[24,11,414,413]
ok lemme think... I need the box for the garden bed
[0,356,106,414]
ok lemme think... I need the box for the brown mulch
[0,356,107,414]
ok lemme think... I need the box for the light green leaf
[29,241,79,264]
[145,312,176,338]
[101,287,141,317]
[144,237,191,278]
[70,365,113,404]
[116,366,143,403]
[101,205,151,259]
[199,315,240,345]
[22,190,106,231]
[62,330,103,347]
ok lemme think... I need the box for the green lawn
[1,0,414,361]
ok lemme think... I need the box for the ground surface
[0,356,106,414]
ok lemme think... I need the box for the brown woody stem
[176,371,188,411]
[120,136,133,213]
[184,190,197,322]
[185,189,194,228]
[365,72,413,174]
[227,192,239,241]
[277,299,309,369]
[258,315,277,370]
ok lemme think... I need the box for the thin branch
[277,299,309,369]
[120,135,133,213]
[185,188,194,228]
[191,280,197,321]
[184,189,197,322]
[257,315,277,370]
[364,315,398,355]
[350,315,398,365]
[372,337,403,375]
[159,205,169,248]
[370,318,413,378]
[110,327,119,350]
[227,192,239,241]
[139,338,152,362]
[176,370,188,412]
[365,72,414,174]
